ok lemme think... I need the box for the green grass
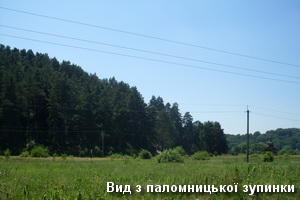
[0,155,299,199]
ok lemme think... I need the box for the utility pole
[246,106,250,162]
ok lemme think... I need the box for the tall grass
[0,156,299,199]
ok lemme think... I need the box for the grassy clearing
[0,155,299,199]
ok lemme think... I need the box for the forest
[1,45,299,157]
[227,128,300,155]
[0,44,228,156]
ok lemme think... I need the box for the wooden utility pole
[246,106,250,162]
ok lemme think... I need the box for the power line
[252,112,300,122]
[1,6,300,68]
[181,111,243,114]
[249,105,300,116]
[2,24,300,80]
[1,33,300,85]
[180,103,246,107]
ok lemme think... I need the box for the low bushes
[138,149,152,159]
[31,146,50,157]
[4,149,11,159]
[20,151,30,157]
[157,148,184,163]
[191,151,210,160]
[263,152,274,162]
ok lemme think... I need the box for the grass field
[0,155,299,199]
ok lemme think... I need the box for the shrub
[191,151,210,160]
[157,149,184,163]
[279,149,299,155]
[4,149,11,159]
[110,153,124,159]
[52,153,59,157]
[263,152,274,162]
[174,146,186,156]
[31,146,49,157]
[250,154,261,162]
[61,153,68,161]
[20,151,30,157]
[138,149,152,159]
[78,147,88,157]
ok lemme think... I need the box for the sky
[1,0,300,135]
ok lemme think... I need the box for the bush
[20,151,30,157]
[278,149,299,155]
[110,153,124,159]
[31,146,49,157]
[4,149,11,159]
[250,154,261,162]
[138,149,152,159]
[157,148,184,163]
[263,152,274,162]
[174,146,186,156]
[191,151,210,160]
[61,153,68,161]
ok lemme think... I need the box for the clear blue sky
[1,0,300,135]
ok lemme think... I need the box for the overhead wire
[251,112,300,122]
[249,105,300,116]
[1,33,300,85]
[1,6,300,68]
[1,7,299,134]
[1,24,300,80]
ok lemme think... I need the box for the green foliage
[1,156,299,199]
[4,149,11,159]
[110,153,124,159]
[282,154,290,161]
[263,152,274,162]
[52,153,59,157]
[93,146,101,157]
[250,154,261,162]
[138,149,152,159]
[191,151,211,160]
[278,149,300,155]
[227,128,300,155]
[25,140,36,152]
[110,153,133,160]
[19,151,30,157]
[173,146,186,156]
[61,153,67,161]
[199,121,228,155]
[0,45,233,157]
[31,146,49,157]
[250,153,261,158]
[157,148,184,163]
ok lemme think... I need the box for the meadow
[0,155,299,200]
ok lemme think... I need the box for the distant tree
[169,103,182,146]
[199,121,228,155]
[250,142,265,154]
[182,112,194,153]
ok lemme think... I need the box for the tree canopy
[226,128,300,155]
[0,44,228,156]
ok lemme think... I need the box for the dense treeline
[226,128,300,155]
[0,45,228,156]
